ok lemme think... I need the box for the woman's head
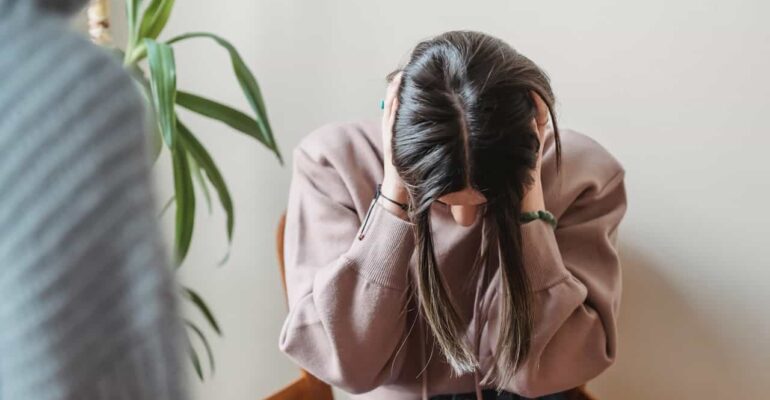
[386,30,562,387]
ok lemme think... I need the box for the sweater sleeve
[483,168,628,398]
[0,29,188,400]
[278,145,417,394]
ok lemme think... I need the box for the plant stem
[126,42,148,66]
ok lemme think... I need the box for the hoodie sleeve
[483,167,628,398]
[278,144,417,394]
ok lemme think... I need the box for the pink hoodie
[278,119,628,399]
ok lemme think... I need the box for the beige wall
[79,0,769,398]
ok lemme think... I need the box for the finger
[382,75,395,126]
[385,72,402,111]
[529,113,545,157]
[388,95,399,130]
[382,71,403,129]
[530,90,549,127]
[530,115,541,141]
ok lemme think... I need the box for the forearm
[280,189,417,392]
[487,220,618,398]
[491,170,628,397]
[281,258,412,393]
[379,175,411,220]
[521,176,546,212]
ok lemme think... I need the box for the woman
[279,30,627,400]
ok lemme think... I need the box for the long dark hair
[387,30,562,388]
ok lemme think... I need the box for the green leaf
[177,121,234,243]
[145,39,177,147]
[132,76,163,162]
[176,91,270,148]
[188,153,212,214]
[124,71,164,163]
[186,320,215,374]
[216,248,231,267]
[188,342,203,380]
[138,0,176,40]
[184,287,222,336]
[125,41,147,65]
[125,0,143,62]
[158,195,175,218]
[168,32,282,164]
[148,117,163,162]
[171,142,195,264]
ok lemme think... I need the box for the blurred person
[0,0,188,399]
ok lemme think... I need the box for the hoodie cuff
[521,219,571,291]
[344,198,416,290]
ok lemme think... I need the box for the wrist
[521,178,545,212]
[520,209,558,228]
[376,196,410,221]
[381,175,409,204]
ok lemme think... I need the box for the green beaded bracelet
[520,210,557,228]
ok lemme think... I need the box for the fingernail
[379,99,385,110]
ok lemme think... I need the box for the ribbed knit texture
[0,1,188,399]
[279,119,628,399]
[347,196,415,290]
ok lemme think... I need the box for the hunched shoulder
[557,127,626,185]
[293,122,626,204]
[294,119,382,175]
[296,119,378,156]
[292,119,384,213]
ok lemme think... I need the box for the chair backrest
[272,212,597,400]
[276,213,288,305]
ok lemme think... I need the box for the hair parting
[388,30,562,387]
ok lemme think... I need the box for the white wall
[80,1,769,398]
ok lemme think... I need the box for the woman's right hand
[521,90,551,212]
[380,71,409,207]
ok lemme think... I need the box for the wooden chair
[269,212,597,400]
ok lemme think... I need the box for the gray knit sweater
[0,1,188,399]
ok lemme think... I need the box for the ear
[529,90,550,127]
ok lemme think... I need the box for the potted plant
[87,0,282,379]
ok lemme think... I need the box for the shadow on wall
[589,242,754,398]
